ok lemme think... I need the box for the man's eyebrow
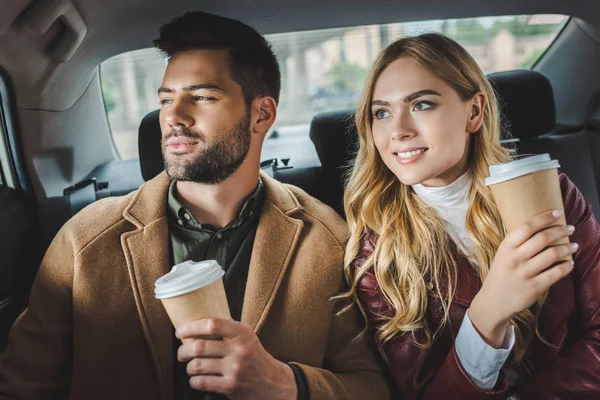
[158,83,225,95]
[183,84,225,92]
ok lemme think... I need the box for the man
[0,11,390,400]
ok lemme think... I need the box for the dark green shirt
[167,179,307,400]
[167,179,264,321]
[168,179,264,400]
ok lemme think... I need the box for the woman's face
[371,56,485,187]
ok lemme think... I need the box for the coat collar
[120,171,304,399]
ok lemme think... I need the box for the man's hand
[176,318,298,399]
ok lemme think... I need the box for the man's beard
[162,111,251,184]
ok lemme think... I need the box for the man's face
[158,50,251,184]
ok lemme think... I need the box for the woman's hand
[469,209,577,348]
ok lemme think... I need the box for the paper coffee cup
[155,260,231,334]
[485,154,571,262]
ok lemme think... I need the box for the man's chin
[165,163,234,185]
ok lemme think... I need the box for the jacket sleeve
[288,231,392,400]
[515,173,600,398]
[0,227,75,399]
[289,286,393,400]
[355,232,509,400]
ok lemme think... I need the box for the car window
[100,14,567,160]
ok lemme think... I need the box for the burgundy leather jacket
[354,174,600,399]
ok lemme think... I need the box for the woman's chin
[395,174,426,186]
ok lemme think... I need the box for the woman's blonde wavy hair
[339,33,548,362]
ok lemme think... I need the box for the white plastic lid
[485,153,560,186]
[154,260,225,299]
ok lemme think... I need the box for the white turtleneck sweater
[412,172,519,397]
[412,172,478,265]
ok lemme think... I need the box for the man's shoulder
[282,183,348,247]
[60,190,137,247]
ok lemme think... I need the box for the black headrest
[309,110,358,169]
[488,70,556,140]
[138,109,164,181]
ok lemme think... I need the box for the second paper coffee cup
[485,153,571,261]
[155,260,231,332]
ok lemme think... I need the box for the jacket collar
[120,171,304,399]
[122,171,303,226]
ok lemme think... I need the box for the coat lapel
[241,173,304,333]
[121,173,174,400]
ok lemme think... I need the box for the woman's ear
[467,92,486,133]
[251,97,277,136]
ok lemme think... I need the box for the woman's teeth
[395,149,426,159]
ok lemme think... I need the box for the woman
[341,33,600,399]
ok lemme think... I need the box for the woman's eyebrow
[403,89,441,103]
[371,100,390,107]
[371,89,442,107]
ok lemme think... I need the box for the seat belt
[260,158,293,180]
[63,178,109,217]
[260,159,276,178]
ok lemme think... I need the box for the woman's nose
[391,115,416,141]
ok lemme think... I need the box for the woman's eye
[413,101,434,111]
[373,109,390,120]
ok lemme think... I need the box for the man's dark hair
[154,11,281,105]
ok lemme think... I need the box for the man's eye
[159,99,172,105]
[413,101,434,111]
[194,95,215,101]
[373,109,390,120]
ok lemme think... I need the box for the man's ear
[467,92,486,134]
[251,97,277,136]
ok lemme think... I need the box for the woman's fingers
[505,210,565,249]
[517,224,575,261]
[523,243,578,277]
[531,260,574,291]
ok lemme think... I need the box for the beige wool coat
[0,171,391,400]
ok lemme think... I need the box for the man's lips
[166,137,199,146]
[165,136,199,151]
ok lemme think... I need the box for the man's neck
[175,167,259,230]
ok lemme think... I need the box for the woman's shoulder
[558,172,595,223]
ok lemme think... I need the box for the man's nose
[163,100,194,128]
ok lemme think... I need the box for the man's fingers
[178,338,227,362]
[177,318,244,340]
[186,357,224,376]
[189,374,234,394]
[507,209,565,248]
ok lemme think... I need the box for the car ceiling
[0,0,599,112]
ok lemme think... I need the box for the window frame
[0,66,32,194]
